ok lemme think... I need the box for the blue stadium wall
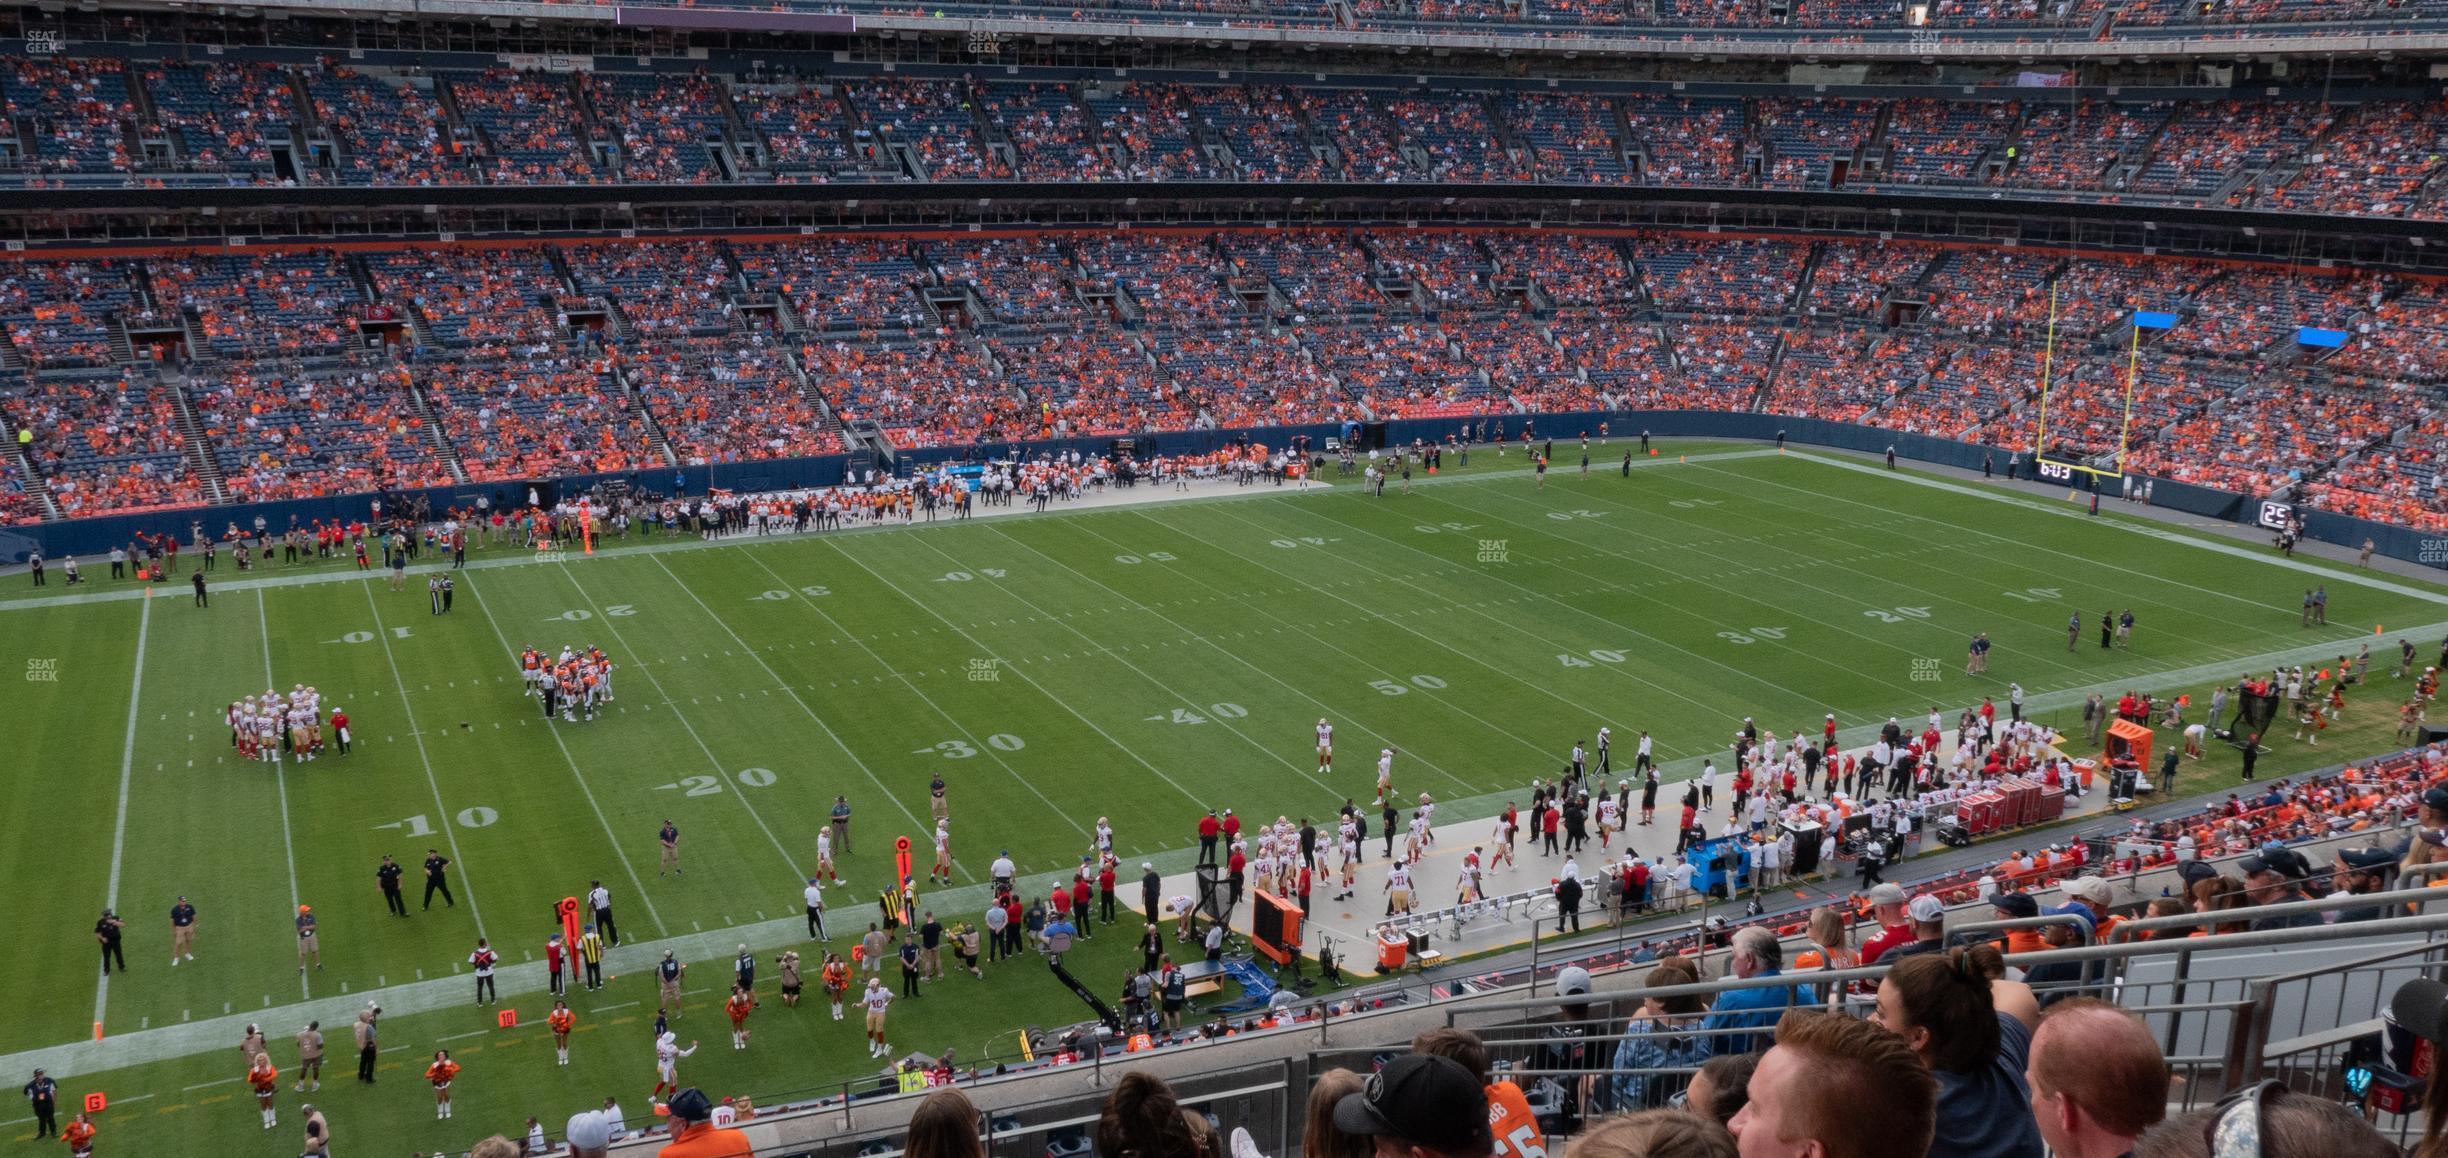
[0,414,2432,572]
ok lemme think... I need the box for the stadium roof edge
[76,0,2448,61]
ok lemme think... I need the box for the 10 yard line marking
[95,596,152,1032]
[460,572,666,938]
[362,582,488,940]
[256,590,311,1002]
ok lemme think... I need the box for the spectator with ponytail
[1871,944,2044,1158]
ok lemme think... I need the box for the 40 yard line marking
[256,590,311,1001]
[460,572,667,938]
[736,550,1084,844]
[983,522,1479,796]
[95,596,152,1032]
[361,582,488,940]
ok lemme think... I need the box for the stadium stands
[2,226,2447,532]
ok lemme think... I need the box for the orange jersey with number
[1486,1080,1546,1158]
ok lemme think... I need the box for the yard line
[436,1029,491,1042]
[898,527,1352,805]
[1728,454,2416,618]
[813,536,1218,812]
[1660,462,2254,656]
[181,1079,235,1092]
[460,573,667,939]
[735,551,1087,839]
[94,595,150,1032]
[1118,508,1615,761]
[1273,499,1802,727]
[988,519,1485,794]
[550,562,811,877]
[360,582,488,941]
[1420,482,2030,695]
[256,590,311,1002]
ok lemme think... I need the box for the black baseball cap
[2238,851,2307,881]
[2391,978,2448,1045]
[2422,785,2448,814]
[666,1087,714,1122]
[1991,892,2039,919]
[1335,1055,1494,1158]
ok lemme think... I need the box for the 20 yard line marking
[256,590,311,1002]
[95,596,152,1032]
[461,572,667,938]
[362,582,488,940]
[552,562,810,876]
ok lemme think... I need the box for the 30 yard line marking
[460,572,666,938]
[256,590,311,1002]
[361,582,487,940]
[95,596,152,1032]
[552,562,809,876]
[1091,512,1564,770]
[813,537,1215,812]
[737,551,1084,844]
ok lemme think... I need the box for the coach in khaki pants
[169,897,197,965]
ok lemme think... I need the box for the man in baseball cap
[563,1109,613,1158]
[1858,882,1913,965]
[2332,847,2398,922]
[654,1087,749,1158]
[1871,895,1949,965]
[2238,848,2322,930]
[1334,1054,1495,1158]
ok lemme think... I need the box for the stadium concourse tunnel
[6,410,2427,571]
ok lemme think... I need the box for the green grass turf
[6,441,2445,1153]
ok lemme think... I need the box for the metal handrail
[2106,885,2448,941]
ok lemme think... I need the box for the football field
[5,441,2443,1153]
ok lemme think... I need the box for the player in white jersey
[860,978,893,1057]
[1374,748,1396,805]
[1315,719,1333,771]
[1595,795,1621,848]
[1383,859,1414,915]
[1491,813,1515,867]
[1336,824,1360,899]
[1415,793,1436,845]
[930,821,952,885]
[1093,817,1114,859]
[257,712,281,762]
[651,1031,696,1100]
[1456,848,1484,905]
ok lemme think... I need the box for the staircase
[162,370,230,504]
[403,373,472,485]
[0,330,25,374]
[609,364,678,466]
[106,315,137,365]
[779,346,849,449]
[0,408,63,519]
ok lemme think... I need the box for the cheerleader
[548,1000,575,1066]
[247,1052,279,1130]
[725,984,755,1050]
[424,1049,459,1119]
[822,951,851,1020]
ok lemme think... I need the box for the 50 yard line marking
[361,582,487,940]
[256,591,311,1001]
[95,596,152,1031]
[460,572,666,938]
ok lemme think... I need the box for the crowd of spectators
[448,70,605,185]
[1088,83,1222,181]
[582,72,733,184]
[141,62,295,180]
[984,82,1106,183]
[15,231,2448,530]
[733,82,867,179]
[0,260,134,370]
[303,67,472,187]
[2,56,135,178]
[188,362,456,500]
[626,336,841,464]
[421,356,654,480]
